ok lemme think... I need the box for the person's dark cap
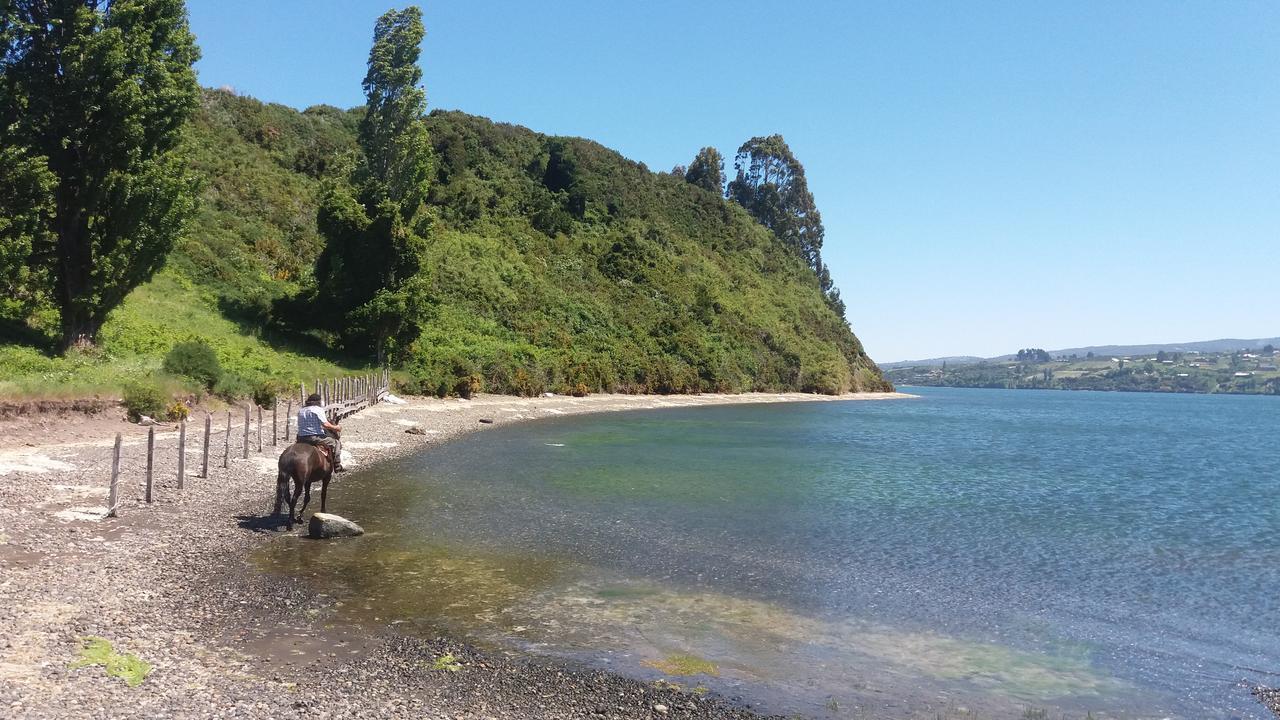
[306,393,322,404]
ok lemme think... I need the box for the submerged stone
[309,512,364,539]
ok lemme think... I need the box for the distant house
[1160,360,1174,364]
[1176,373,1190,377]
[1259,364,1278,371]
[1234,372,1253,377]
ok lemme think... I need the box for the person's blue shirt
[296,405,327,438]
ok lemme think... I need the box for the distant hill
[881,356,984,369]
[886,338,1280,367]
[996,338,1280,361]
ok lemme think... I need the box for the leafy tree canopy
[0,0,201,350]
[684,146,724,195]
[726,135,846,316]
[726,135,823,268]
[1016,348,1052,363]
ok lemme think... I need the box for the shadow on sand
[234,513,294,533]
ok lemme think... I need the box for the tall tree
[315,5,432,363]
[726,135,823,267]
[684,146,724,195]
[0,0,201,350]
[355,6,432,212]
[726,135,845,315]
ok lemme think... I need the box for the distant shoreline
[897,383,1278,397]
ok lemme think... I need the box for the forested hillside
[1,88,890,399]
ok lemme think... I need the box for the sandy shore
[0,391,912,719]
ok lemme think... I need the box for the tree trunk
[59,312,101,352]
[55,183,97,352]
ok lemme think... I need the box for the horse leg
[288,478,304,527]
[320,476,329,513]
[299,480,313,519]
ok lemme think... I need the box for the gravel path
[0,391,910,719]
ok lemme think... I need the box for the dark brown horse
[274,430,339,529]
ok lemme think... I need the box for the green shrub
[453,373,482,399]
[213,372,253,401]
[165,401,190,422]
[122,382,167,422]
[162,339,222,390]
[252,378,288,408]
[510,366,544,397]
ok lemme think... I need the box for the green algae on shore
[643,653,720,677]
[69,637,152,687]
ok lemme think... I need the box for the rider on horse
[296,393,346,472]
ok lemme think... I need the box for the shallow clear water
[259,388,1280,718]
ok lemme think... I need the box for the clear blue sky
[188,0,1279,363]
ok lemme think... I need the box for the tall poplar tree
[315,5,432,363]
[0,0,201,349]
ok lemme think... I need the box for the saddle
[298,436,336,469]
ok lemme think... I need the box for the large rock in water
[308,513,364,539]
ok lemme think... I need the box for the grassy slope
[0,90,889,401]
[0,272,351,400]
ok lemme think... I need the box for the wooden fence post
[272,401,278,447]
[201,413,211,478]
[242,406,250,460]
[257,406,263,453]
[285,399,292,442]
[145,426,154,504]
[300,382,306,406]
[177,419,186,490]
[108,433,121,518]
[223,410,231,468]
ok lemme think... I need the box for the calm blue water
[262,388,1280,718]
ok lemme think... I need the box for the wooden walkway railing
[303,367,392,422]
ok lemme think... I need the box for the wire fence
[102,369,391,516]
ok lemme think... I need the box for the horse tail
[275,468,290,506]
